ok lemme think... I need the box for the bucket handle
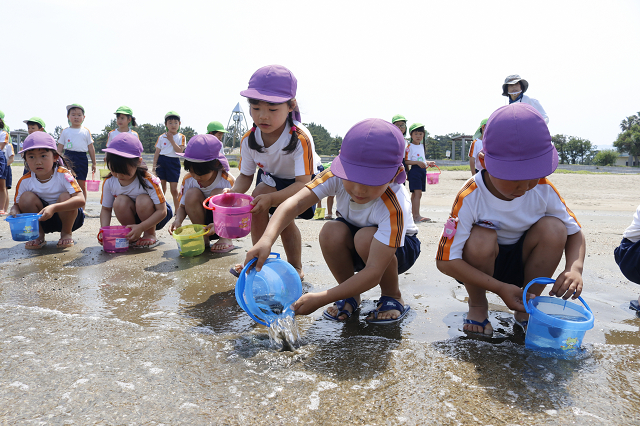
[522,277,592,314]
[173,226,209,240]
[427,164,441,175]
[235,252,282,327]
[97,229,103,244]
[202,196,215,211]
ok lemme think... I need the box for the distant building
[616,152,639,167]
[10,129,28,153]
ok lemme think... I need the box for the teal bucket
[522,277,594,355]
[235,252,302,327]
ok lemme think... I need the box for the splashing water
[268,315,300,351]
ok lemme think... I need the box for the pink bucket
[86,173,101,192]
[98,226,131,253]
[426,165,441,185]
[203,193,253,239]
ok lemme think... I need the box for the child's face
[166,119,180,133]
[342,180,390,205]
[27,123,41,134]
[487,174,539,201]
[411,131,424,144]
[393,121,407,134]
[250,101,292,135]
[191,170,216,185]
[68,108,85,127]
[110,163,138,183]
[116,114,131,129]
[25,149,57,175]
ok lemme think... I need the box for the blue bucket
[5,214,43,241]
[235,252,302,326]
[522,277,594,355]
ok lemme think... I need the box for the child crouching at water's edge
[170,134,236,253]
[436,103,586,335]
[100,133,172,249]
[10,132,85,249]
[244,118,420,324]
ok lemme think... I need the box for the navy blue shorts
[615,238,640,284]
[5,163,12,189]
[0,151,7,181]
[256,169,315,219]
[334,217,421,274]
[494,230,528,288]
[408,166,426,192]
[156,155,181,183]
[134,202,174,230]
[39,198,85,234]
[64,150,88,181]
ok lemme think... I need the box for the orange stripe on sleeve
[295,129,314,176]
[58,167,82,193]
[147,175,166,203]
[538,178,581,228]
[380,187,404,247]
[306,169,334,190]
[468,140,476,157]
[178,173,191,205]
[436,179,477,260]
[238,131,252,170]
[100,176,111,204]
[155,135,163,149]
[14,172,31,203]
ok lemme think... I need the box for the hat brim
[240,88,291,104]
[502,79,529,96]
[330,156,403,186]
[484,146,558,180]
[102,147,140,158]
[176,152,230,171]
[18,144,57,154]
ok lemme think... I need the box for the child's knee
[184,188,204,205]
[136,194,154,211]
[319,221,351,248]
[251,183,275,197]
[113,194,134,210]
[463,225,498,261]
[534,216,567,243]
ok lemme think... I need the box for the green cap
[391,114,407,124]
[66,103,85,114]
[164,111,181,121]
[473,118,489,140]
[409,123,425,134]
[4,125,9,132]
[114,105,133,115]
[0,110,4,120]
[23,117,46,130]
[206,121,228,134]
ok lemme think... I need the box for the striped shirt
[101,172,166,208]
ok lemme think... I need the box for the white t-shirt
[107,129,139,147]
[238,121,319,187]
[0,130,8,150]
[308,170,418,248]
[58,127,94,152]
[511,94,549,124]
[622,204,640,243]
[101,173,166,208]
[295,122,323,172]
[468,139,484,172]
[406,143,426,163]
[3,141,14,160]
[178,171,235,206]
[435,171,581,261]
[14,167,82,204]
[155,133,186,158]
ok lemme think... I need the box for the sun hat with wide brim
[502,75,529,96]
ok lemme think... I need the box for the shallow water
[1,207,640,424]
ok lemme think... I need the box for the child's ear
[289,98,297,112]
[478,151,486,169]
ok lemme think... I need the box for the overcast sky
[4,0,640,149]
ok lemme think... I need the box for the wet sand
[1,166,639,425]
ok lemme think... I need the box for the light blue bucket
[235,252,302,327]
[5,213,43,241]
[522,277,594,355]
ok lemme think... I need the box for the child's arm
[469,158,476,175]
[293,239,397,315]
[100,206,112,227]
[244,186,319,271]
[405,159,427,168]
[39,192,85,221]
[229,173,254,194]
[7,153,14,165]
[152,147,161,174]
[436,258,529,312]
[9,203,21,217]
[168,134,184,154]
[126,203,167,241]
[57,143,64,155]
[87,144,97,174]
[251,175,312,214]
[550,230,586,299]
[169,204,186,234]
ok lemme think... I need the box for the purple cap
[330,118,407,186]
[177,134,229,171]
[240,65,301,122]
[103,133,143,158]
[18,132,57,154]
[483,103,558,180]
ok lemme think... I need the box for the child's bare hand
[550,270,583,299]
[169,220,181,235]
[498,284,531,312]
[244,240,273,272]
[427,161,437,167]
[38,205,56,221]
[250,194,273,214]
[126,224,145,241]
[291,292,326,316]
[204,224,216,236]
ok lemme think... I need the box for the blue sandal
[365,296,410,325]
[323,297,359,321]
[463,318,492,335]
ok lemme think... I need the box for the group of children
[1,67,637,330]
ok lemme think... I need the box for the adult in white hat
[502,75,549,124]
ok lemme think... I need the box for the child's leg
[169,182,179,209]
[327,196,334,217]
[160,180,167,198]
[321,220,358,319]
[77,180,87,203]
[250,182,277,245]
[411,189,422,220]
[461,225,499,334]
[184,188,206,224]
[281,221,304,280]
[17,191,46,246]
[134,194,158,241]
[55,192,79,246]
[112,194,137,226]
[0,178,6,213]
